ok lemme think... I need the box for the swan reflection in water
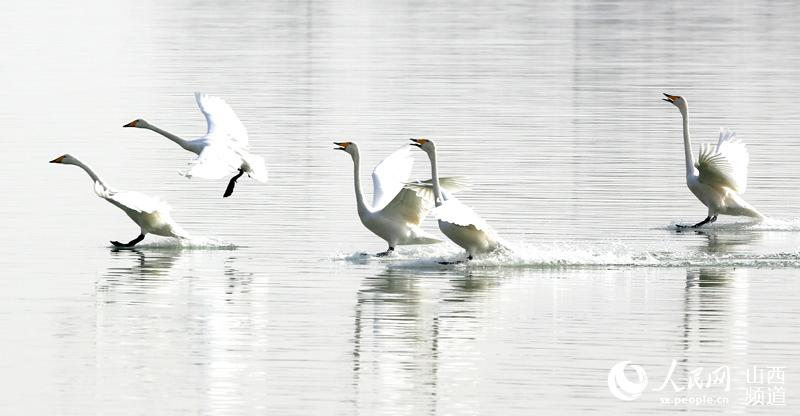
[350,268,502,414]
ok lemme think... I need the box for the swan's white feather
[434,196,494,234]
[240,151,269,182]
[94,182,169,214]
[379,188,431,225]
[696,129,749,193]
[371,146,414,211]
[195,92,249,147]
[403,176,471,201]
[180,144,243,180]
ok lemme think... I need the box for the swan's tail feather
[412,236,443,245]
[241,152,268,183]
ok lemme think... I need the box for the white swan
[49,154,189,247]
[124,92,267,198]
[409,138,499,261]
[333,141,468,256]
[663,93,764,228]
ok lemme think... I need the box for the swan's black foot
[223,169,245,198]
[110,234,145,248]
[677,215,717,229]
[375,247,395,257]
[439,255,471,265]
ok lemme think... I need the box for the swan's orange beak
[333,141,351,151]
[662,93,680,103]
[49,155,66,164]
[409,138,428,147]
[123,120,137,128]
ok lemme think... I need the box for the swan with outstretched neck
[49,154,190,247]
[124,92,267,198]
[333,141,468,256]
[409,138,499,261]
[663,93,764,228]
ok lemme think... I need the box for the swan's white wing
[379,188,432,225]
[404,176,471,201]
[195,92,249,147]
[372,146,414,210]
[433,196,493,233]
[696,129,749,193]
[180,144,242,180]
[94,182,169,214]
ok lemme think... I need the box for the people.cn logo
[608,361,649,401]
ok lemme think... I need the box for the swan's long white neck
[145,124,195,153]
[679,106,696,177]
[426,148,443,208]
[70,159,108,189]
[350,150,370,215]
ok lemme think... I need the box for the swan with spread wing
[124,92,267,198]
[409,138,499,261]
[49,154,189,247]
[333,141,468,256]
[663,93,764,228]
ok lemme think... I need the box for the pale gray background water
[1,0,799,414]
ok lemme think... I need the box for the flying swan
[333,141,467,256]
[50,154,190,247]
[409,138,499,261]
[663,93,764,228]
[124,92,267,198]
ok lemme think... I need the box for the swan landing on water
[410,138,500,262]
[50,154,190,247]
[333,141,469,256]
[663,93,764,228]
[124,92,268,198]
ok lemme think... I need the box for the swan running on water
[50,154,189,247]
[333,141,468,256]
[663,93,764,228]
[124,92,267,198]
[409,138,499,261]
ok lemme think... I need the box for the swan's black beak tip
[662,93,678,103]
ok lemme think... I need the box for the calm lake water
[2,0,800,414]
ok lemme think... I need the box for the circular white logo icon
[608,361,648,401]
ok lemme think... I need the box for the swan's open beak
[662,93,679,103]
[333,141,349,151]
[409,138,427,147]
[123,120,137,128]
[49,155,66,164]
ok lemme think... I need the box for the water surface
[1,0,800,414]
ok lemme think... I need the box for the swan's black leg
[223,169,245,198]
[375,246,395,257]
[111,234,145,248]
[439,254,471,265]
[677,216,714,229]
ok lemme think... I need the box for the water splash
[335,240,800,269]
[666,217,800,232]
[115,236,237,250]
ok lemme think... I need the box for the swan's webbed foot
[375,247,395,257]
[677,215,717,229]
[223,169,245,198]
[110,234,145,248]
[438,255,472,265]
